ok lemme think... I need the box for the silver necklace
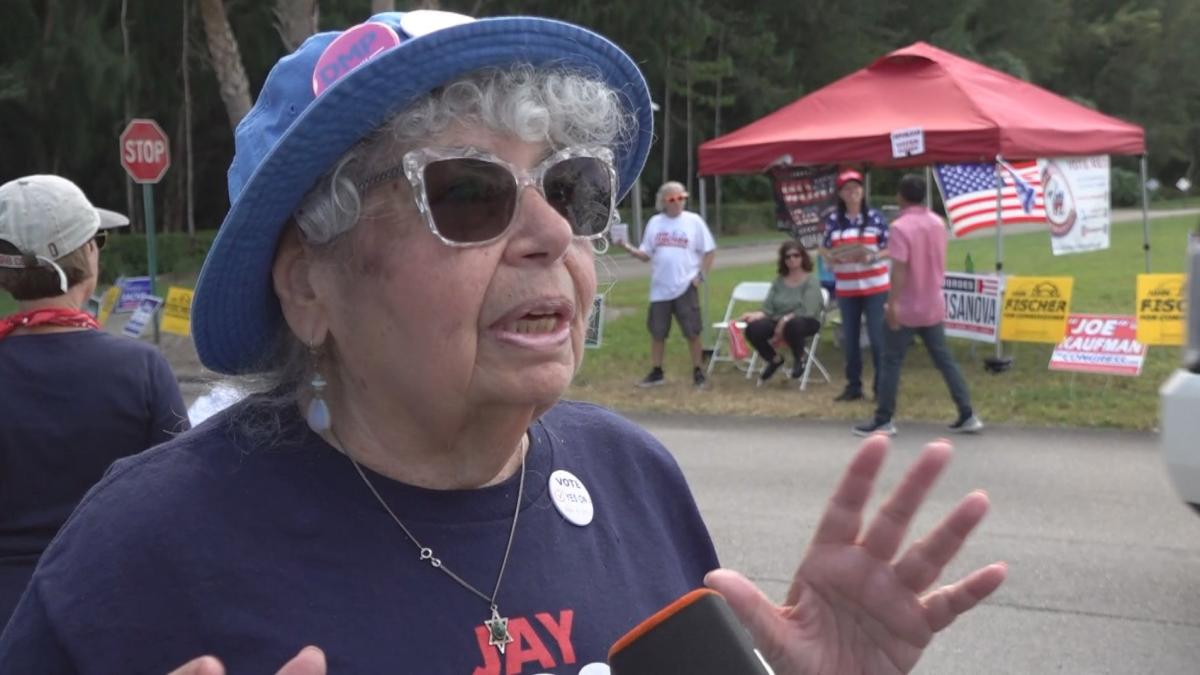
[331,428,526,655]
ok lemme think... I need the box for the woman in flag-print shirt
[820,169,890,402]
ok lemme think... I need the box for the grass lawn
[4,216,1194,430]
[572,215,1199,431]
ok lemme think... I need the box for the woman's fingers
[860,441,953,562]
[808,435,890,547]
[921,563,1008,633]
[167,656,224,675]
[276,647,326,675]
[704,569,790,659]
[894,490,991,593]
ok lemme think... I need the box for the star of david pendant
[485,606,513,654]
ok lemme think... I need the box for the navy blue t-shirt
[0,330,188,625]
[0,400,718,674]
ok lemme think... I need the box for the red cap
[836,169,864,189]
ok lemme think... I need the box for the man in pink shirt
[854,174,983,436]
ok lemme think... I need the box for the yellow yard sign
[161,286,194,337]
[1136,274,1186,346]
[96,284,122,327]
[999,276,1074,343]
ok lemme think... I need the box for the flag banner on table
[768,164,838,249]
[934,160,1045,237]
[1048,314,1146,376]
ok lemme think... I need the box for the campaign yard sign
[121,295,163,339]
[942,272,1002,343]
[161,286,194,337]
[115,276,152,314]
[1049,314,1146,376]
[1000,276,1074,343]
[1136,273,1187,346]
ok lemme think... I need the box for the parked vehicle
[1161,230,1200,514]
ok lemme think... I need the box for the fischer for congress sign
[999,276,1074,343]
[1135,273,1186,346]
[942,272,1003,343]
[1048,314,1146,376]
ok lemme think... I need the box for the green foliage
[2,0,1200,237]
[98,231,216,286]
[1111,167,1141,207]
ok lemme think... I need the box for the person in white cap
[0,14,1003,675]
[0,174,189,625]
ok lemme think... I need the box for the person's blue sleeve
[873,210,890,248]
[0,582,77,674]
[148,351,190,446]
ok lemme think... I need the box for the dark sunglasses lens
[93,232,108,250]
[542,157,613,237]
[423,158,516,243]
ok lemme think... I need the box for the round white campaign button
[548,470,594,526]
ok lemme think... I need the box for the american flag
[933,161,1044,237]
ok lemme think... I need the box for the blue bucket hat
[192,11,653,374]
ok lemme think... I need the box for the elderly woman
[0,11,1004,675]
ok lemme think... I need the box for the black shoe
[758,357,785,384]
[638,367,665,387]
[852,419,897,437]
[949,412,985,433]
[692,367,707,388]
[834,388,864,402]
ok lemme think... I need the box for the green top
[762,274,824,321]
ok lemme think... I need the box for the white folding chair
[795,287,834,391]
[706,281,772,379]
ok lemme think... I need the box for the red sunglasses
[665,195,688,204]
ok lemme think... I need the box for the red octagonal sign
[119,119,171,184]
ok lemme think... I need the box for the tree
[199,0,252,130]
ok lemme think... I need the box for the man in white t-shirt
[621,181,716,387]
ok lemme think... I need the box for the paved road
[604,207,1200,282]
[628,412,1200,674]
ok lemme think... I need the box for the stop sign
[119,119,171,184]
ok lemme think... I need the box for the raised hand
[706,436,1006,675]
[167,646,326,675]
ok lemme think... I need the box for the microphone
[608,588,772,674]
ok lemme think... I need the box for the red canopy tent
[697,42,1149,369]
[698,41,1145,173]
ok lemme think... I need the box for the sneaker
[757,357,785,385]
[949,413,984,433]
[638,367,665,388]
[833,388,864,402]
[790,363,805,380]
[853,419,897,437]
[693,367,707,388]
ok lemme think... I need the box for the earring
[592,237,610,256]
[306,341,331,434]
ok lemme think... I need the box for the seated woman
[740,241,825,383]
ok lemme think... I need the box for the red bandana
[0,308,101,340]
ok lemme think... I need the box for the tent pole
[1140,153,1151,273]
[924,165,932,205]
[698,176,711,348]
[993,156,1005,363]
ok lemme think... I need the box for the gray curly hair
[225,65,634,444]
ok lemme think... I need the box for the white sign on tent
[1041,155,1111,256]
